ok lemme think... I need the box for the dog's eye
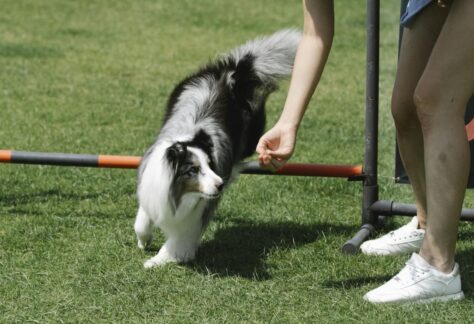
[186,166,200,176]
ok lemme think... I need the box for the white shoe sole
[414,291,465,304]
[365,291,465,305]
[360,245,420,256]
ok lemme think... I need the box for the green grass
[2,0,474,322]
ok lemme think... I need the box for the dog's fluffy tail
[227,29,301,84]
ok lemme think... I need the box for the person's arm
[256,0,334,170]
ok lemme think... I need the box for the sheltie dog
[134,29,301,267]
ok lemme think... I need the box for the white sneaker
[360,216,424,256]
[364,253,464,304]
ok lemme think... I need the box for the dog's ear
[192,129,213,151]
[165,142,187,170]
[191,129,214,160]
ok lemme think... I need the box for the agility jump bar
[0,150,363,179]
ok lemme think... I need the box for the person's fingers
[260,160,275,171]
[258,146,290,170]
[255,139,267,155]
[256,128,291,170]
[258,151,270,167]
[256,136,276,155]
[259,154,279,171]
[269,157,286,170]
[262,160,277,172]
[258,156,267,168]
[259,153,288,171]
[266,137,293,157]
[266,148,292,160]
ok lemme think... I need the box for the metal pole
[370,200,474,222]
[342,0,380,254]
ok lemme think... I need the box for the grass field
[2,0,474,322]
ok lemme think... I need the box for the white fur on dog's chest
[158,196,206,228]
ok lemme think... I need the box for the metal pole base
[342,200,474,255]
[341,223,375,255]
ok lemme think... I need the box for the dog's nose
[217,183,224,191]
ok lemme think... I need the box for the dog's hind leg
[134,206,154,250]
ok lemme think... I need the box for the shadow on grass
[56,28,95,38]
[322,274,394,290]
[456,248,474,299]
[188,218,355,281]
[0,189,101,208]
[0,43,63,58]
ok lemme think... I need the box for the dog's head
[165,130,224,207]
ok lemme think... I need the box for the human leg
[391,2,450,229]
[360,3,449,256]
[414,0,474,273]
[365,0,474,303]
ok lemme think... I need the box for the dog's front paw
[143,254,176,268]
[137,239,148,250]
[143,242,198,268]
[136,234,153,250]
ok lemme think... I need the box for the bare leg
[363,1,472,303]
[391,3,450,229]
[415,0,474,273]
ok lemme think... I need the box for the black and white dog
[134,29,301,268]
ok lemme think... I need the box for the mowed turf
[2,1,474,322]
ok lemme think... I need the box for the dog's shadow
[188,218,354,280]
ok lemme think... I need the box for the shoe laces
[388,223,422,242]
[394,260,429,285]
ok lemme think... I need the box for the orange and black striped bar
[0,150,363,179]
[0,150,140,169]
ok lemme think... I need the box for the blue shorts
[400,0,433,27]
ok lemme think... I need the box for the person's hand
[256,123,297,171]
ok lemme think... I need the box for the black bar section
[239,161,272,175]
[11,151,99,167]
[370,200,474,222]
[370,200,415,216]
[342,0,380,254]
[362,0,380,225]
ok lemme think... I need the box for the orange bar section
[276,163,363,178]
[98,155,142,169]
[0,150,12,162]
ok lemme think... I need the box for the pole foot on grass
[341,223,375,255]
